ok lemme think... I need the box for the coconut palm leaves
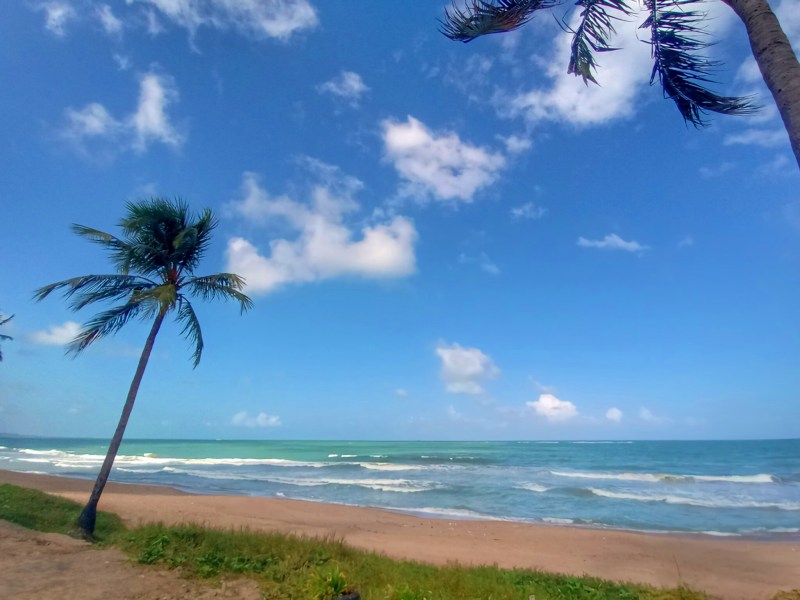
[34,198,252,366]
[643,0,757,125]
[566,0,634,84]
[0,314,12,362]
[440,0,559,42]
[440,0,755,124]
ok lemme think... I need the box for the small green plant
[311,565,351,600]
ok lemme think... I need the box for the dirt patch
[0,521,261,600]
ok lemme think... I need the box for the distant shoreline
[2,469,799,600]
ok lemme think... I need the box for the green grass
[0,483,734,600]
[0,483,124,540]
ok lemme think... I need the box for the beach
[2,470,799,600]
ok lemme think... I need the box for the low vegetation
[0,482,781,600]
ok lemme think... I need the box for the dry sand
[2,470,799,599]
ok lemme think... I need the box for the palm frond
[176,297,204,367]
[642,0,757,126]
[0,313,12,362]
[184,273,254,314]
[67,301,146,354]
[566,0,633,84]
[33,275,156,311]
[440,0,560,42]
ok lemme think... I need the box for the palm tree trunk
[77,311,166,538]
[723,0,800,168]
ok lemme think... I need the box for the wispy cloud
[577,233,649,252]
[232,411,281,427]
[435,341,499,395]
[96,4,123,36]
[137,0,318,41]
[29,321,80,346]
[606,407,623,422]
[382,116,505,203]
[225,161,417,295]
[724,128,789,148]
[37,1,76,36]
[60,70,185,158]
[458,252,500,275]
[510,202,546,220]
[317,71,369,107]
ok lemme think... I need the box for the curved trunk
[77,311,166,538]
[723,0,800,168]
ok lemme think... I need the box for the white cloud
[38,1,76,36]
[130,72,184,150]
[317,71,369,106]
[495,1,736,127]
[29,321,81,346]
[498,9,652,126]
[527,393,578,422]
[677,235,695,248]
[60,70,184,156]
[510,202,546,220]
[577,233,649,252]
[724,128,789,148]
[96,4,123,36]
[137,0,318,41]
[435,341,499,395]
[395,388,408,397]
[225,166,417,295]
[382,116,506,203]
[498,134,532,154]
[606,407,623,422]
[232,410,281,427]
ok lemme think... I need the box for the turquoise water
[1,437,798,537]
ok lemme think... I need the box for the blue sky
[1,0,799,441]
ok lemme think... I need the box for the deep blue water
[2,437,798,537]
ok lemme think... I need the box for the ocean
[1,437,798,538]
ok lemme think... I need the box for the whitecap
[517,483,550,493]
[541,517,575,525]
[551,470,776,484]
[589,488,800,510]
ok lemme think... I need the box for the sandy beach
[1,470,798,600]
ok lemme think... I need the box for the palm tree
[440,0,800,168]
[0,313,12,362]
[34,198,253,538]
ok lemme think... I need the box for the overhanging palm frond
[440,0,560,42]
[33,274,156,311]
[642,0,757,126]
[67,301,147,354]
[176,297,204,367]
[566,0,634,84]
[185,273,254,314]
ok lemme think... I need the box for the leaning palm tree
[440,0,800,168]
[0,313,13,362]
[35,198,253,538]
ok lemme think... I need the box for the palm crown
[440,0,757,126]
[34,198,252,366]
